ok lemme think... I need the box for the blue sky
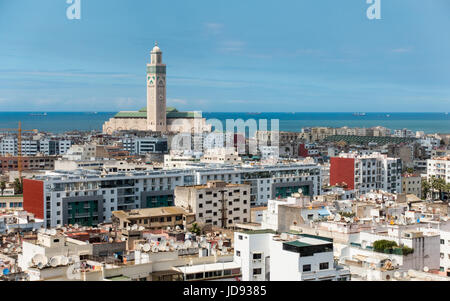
[0,0,449,112]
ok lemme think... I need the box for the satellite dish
[61,256,69,266]
[121,237,126,242]
[49,257,60,267]
[280,233,288,240]
[32,254,41,265]
[408,270,415,277]
[184,240,192,248]
[2,268,10,275]
[126,226,131,231]
[394,271,401,278]
[37,262,44,270]
[217,240,224,248]
[423,266,429,272]
[74,224,79,229]
[138,226,145,231]
[143,244,151,252]
[131,224,138,231]
[69,255,79,264]
[50,229,57,236]
[175,226,181,231]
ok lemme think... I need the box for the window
[302,264,311,272]
[441,239,445,245]
[238,235,243,240]
[253,268,262,275]
[236,250,241,257]
[320,262,329,270]
[253,253,262,260]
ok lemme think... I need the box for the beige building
[111,207,195,231]
[175,181,251,228]
[201,148,242,165]
[402,174,422,198]
[102,43,211,135]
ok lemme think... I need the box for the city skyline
[0,0,450,112]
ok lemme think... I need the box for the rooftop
[112,206,190,219]
[114,107,201,119]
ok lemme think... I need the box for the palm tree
[430,176,446,201]
[13,178,23,195]
[189,222,201,235]
[0,181,6,196]
[421,179,431,200]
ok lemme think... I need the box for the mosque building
[102,43,211,135]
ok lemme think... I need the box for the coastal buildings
[174,181,251,228]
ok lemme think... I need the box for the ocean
[0,112,449,134]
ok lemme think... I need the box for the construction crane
[0,122,38,182]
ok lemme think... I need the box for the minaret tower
[147,42,167,132]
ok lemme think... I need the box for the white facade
[233,231,350,281]
[32,162,323,228]
[427,157,450,184]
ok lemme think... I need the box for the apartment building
[427,156,450,184]
[200,148,242,165]
[23,163,322,228]
[175,181,250,228]
[401,174,422,198]
[0,137,71,156]
[121,137,167,155]
[233,230,350,281]
[0,155,57,173]
[330,152,402,195]
[111,207,194,231]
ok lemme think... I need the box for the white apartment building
[332,152,402,195]
[427,156,450,184]
[63,144,97,161]
[24,162,323,228]
[175,181,251,228]
[0,137,71,156]
[343,226,440,272]
[233,230,350,281]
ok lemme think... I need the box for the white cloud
[204,23,224,35]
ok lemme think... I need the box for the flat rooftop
[175,261,240,274]
[112,207,190,219]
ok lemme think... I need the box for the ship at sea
[29,113,47,116]
[353,112,366,116]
